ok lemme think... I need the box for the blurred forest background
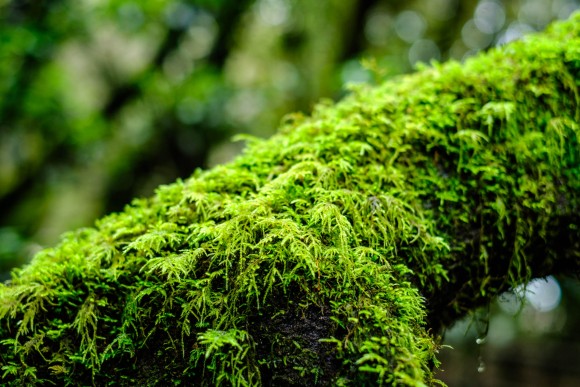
[1,0,579,385]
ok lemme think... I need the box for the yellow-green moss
[1,14,579,386]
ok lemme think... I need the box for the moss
[1,14,579,386]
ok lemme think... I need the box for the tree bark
[1,14,579,386]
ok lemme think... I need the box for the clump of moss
[1,14,579,386]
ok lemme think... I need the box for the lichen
[1,14,579,386]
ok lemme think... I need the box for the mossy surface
[1,14,579,386]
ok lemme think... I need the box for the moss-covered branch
[1,14,579,386]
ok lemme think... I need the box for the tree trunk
[1,13,579,386]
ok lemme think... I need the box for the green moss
[1,14,579,386]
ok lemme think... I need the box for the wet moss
[1,14,579,386]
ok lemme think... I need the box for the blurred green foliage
[0,0,577,264]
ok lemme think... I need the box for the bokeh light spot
[497,290,522,316]
[518,275,562,313]
[496,21,535,45]
[554,0,580,19]
[365,11,393,46]
[474,0,506,34]
[518,0,553,29]
[118,3,145,31]
[257,0,289,27]
[408,39,440,66]
[165,2,196,30]
[395,11,427,43]
[461,19,493,49]
[341,60,372,85]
